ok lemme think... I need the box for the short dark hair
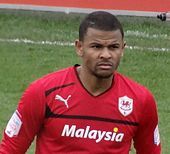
[79,11,124,41]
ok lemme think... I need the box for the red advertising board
[0,0,170,14]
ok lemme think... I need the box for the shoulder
[39,66,74,82]
[116,72,152,95]
[33,66,74,86]
[115,72,156,107]
[115,72,158,122]
[24,66,75,96]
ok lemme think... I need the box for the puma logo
[55,94,71,108]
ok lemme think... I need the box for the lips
[97,62,113,70]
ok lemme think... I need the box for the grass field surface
[0,10,170,153]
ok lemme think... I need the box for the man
[0,11,161,153]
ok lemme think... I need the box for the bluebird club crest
[118,96,133,116]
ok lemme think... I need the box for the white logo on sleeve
[5,110,22,138]
[154,125,160,146]
[118,96,133,116]
[55,94,71,108]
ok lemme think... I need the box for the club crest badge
[118,96,133,116]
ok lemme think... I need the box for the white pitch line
[125,30,170,40]
[126,45,170,52]
[0,38,75,46]
[0,38,169,52]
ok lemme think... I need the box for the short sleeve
[133,90,161,154]
[0,80,45,154]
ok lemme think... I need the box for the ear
[75,39,83,57]
[121,41,126,57]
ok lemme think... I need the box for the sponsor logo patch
[118,96,133,116]
[61,124,124,143]
[154,125,160,146]
[5,110,22,138]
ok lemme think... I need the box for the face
[75,28,125,79]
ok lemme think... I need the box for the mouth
[97,62,113,70]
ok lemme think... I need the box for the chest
[41,85,140,145]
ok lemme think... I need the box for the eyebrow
[89,41,120,46]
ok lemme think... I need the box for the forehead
[84,28,123,43]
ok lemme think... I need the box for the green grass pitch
[0,10,170,153]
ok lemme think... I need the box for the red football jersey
[0,65,161,154]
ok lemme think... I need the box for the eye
[108,44,120,50]
[91,44,102,49]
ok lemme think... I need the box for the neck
[76,66,114,96]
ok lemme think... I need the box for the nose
[99,47,112,59]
